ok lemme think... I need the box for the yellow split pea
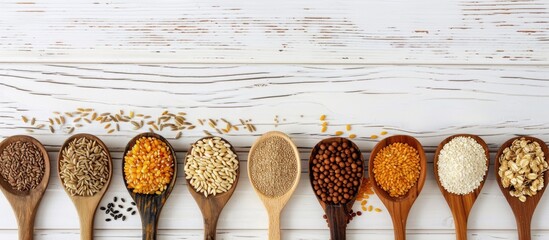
[373,142,420,198]
[124,137,174,195]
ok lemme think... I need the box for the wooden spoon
[433,134,490,240]
[248,131,301,240]
[494,136,549,240]
[185,136,240,240]
[309,137,364,240]
[0,135,50,240]
[58,133,113,240]
[368,135,427,240]
[122,132,178,240]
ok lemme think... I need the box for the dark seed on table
[121,198,126,202]
[106,209,110,214]
[105,218,111,222]
[117,214,123,218]
[131,202,136,206]
[132,211,136,215]
[118,205,124,208]
[122,216,126,221]
[113,210,119,214]
[114,216,117,220]
[127,207,133,212]
[100,207,106,211]
[114,197,117,202]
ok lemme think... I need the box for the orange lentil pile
[124,137,174,195]
[373,143,420,198]
[356,177,382,213]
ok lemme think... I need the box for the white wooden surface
[1,0,549,64]
[1,64,549,240]
[2,0,549,238]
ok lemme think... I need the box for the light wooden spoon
[123,132,178,240]
[495,136,549,240]
[58,133,113,240]
[369,135,427,240]
[248,131,301,240]
[0,135,50,240]
[185,136,240,240]
[309,137,364,240]
[433,134,490,240]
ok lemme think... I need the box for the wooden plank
[2,64,549,234]
[0,0,548,64]
[1,64,549,151]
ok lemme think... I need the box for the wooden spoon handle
[74,201,99,240]
[79,215,94,240]
[326,205,348,240]
[454,215,468,240]
[388,206,409,240]
[516,217,532,240]
[204,209,221,240]
[267,210,281,240]
[139,200,162,240]
[16,212,35,240]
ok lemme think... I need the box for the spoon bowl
[58,133,113,240]
[185,136,240,240]
[309,137,364,240]
[494,136,549,240]
[0,135,50,240]
[122,132,178,240]
[248,131,300,240]
[368,135,427,240]
[433,134,490,240]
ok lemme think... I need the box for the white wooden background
[1,0,549,239]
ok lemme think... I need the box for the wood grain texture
[57,133,113,240]
[122,133,178,240]
[185,137,240,240]
[369,135,427,240]
[2,64,549,239]
[0,0,548,64]
[0,135,50,240]
[494,136,549,240]
[433,134,490,240]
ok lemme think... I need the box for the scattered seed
[21,116,28,123]
[320,115,326,121]
[335,131,343,136]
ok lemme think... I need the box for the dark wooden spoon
[433,134,490,240]
[369,135,427,240]
[495,136,549,240]
[309,137,364,240]
[185,136,240,240]
[58,133,113,240]
[0,135,50,240]
[122,132,178,240]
